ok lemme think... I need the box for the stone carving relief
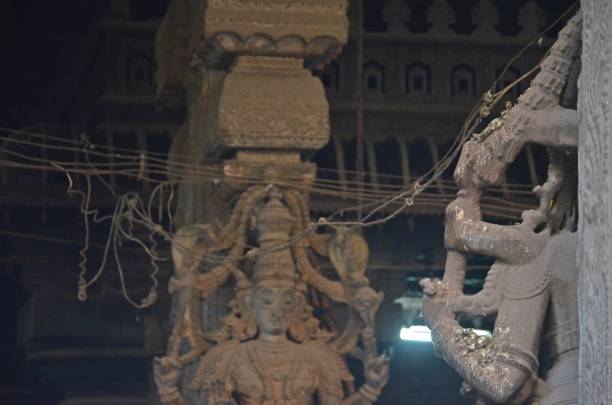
[382,0,411,34]
[216,56,331,151]
[473,0,500,38]
[153,186,389,404]
[197,0,348,70]
[428,0,455,36]
[420,12,581,405]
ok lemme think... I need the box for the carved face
[252,285,299,336]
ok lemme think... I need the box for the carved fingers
[364,355,391,393]
[153,356,184,403]
[420,278,447,298]
[154,356,182,380]
[449,294,497,317]
[420,278,455,327]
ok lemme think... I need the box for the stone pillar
[156,0,349,220]
[153,0,350,394]
[578,2,612,404]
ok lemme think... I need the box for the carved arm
[445,197,549,265]
[520,106,578,148]
[421,279,549,404]
[450,261,503,316]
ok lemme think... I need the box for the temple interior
[0,1,610,404]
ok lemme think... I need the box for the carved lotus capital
[197,0,349,68]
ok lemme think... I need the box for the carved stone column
[155,0,349,342]
[156,0,349,221]
[152,2,392,405]
[578,1,612,403]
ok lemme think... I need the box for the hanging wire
[0,2,579,307]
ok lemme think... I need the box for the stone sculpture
[152,1,389,403]
[420,12,581,405]
[153,186,389,404]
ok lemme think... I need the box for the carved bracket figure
[154,186,389,404]
[421,12,581,405]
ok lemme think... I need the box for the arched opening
[126,52,152,89]
[405,62,432,95]
[363,61,385,95]
[451,64,476,97]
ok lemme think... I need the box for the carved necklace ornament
[154,185,389,404]
[421,11,581,405]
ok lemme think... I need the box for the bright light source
[399,326,492,342]
[400,325,432,342]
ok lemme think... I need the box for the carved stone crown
[252,188,298,285]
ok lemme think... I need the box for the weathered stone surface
[217,56,330,151]
[578,1,612,403]
[420,12,582,405]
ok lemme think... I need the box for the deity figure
[153,186,389,404]
[420,12,581,405]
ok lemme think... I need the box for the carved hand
[153,356,184,403]
[364,355,390,393]
[420,278,455,327]
[154,356,182,384]
[444,195,480,251]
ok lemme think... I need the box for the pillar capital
[198,0,348,68]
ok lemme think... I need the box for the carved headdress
[156,184,385,402]
[251,188,299,288]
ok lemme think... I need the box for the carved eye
[281,291,296,309]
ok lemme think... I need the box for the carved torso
[540,232,579,362]
[199,340,349,405]
[495,231,579,404]
[540,232,579,404]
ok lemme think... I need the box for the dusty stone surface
[421,12,582,405]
